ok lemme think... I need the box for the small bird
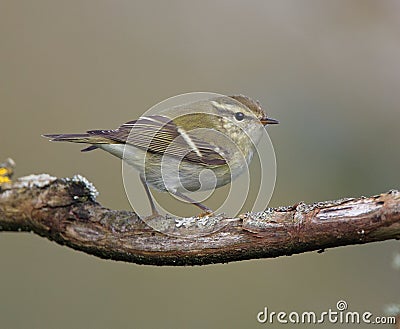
[43,95,278,217]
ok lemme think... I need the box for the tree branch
[0,159,399,266]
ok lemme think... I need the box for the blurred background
[1,1,399,328]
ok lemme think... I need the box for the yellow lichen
[0,167,12,184]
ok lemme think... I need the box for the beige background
[1,1,399,328]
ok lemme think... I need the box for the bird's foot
[196,210,214,218]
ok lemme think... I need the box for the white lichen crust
[14,174,57,188]
[71,174,99,200]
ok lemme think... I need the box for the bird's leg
[172,191,213,217]
[140,174,213,218]
[140,174,160,218]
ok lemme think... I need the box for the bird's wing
[88,115,226,165]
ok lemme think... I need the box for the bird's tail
[42,133,112,152]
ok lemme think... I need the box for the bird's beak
[261,117,279,125]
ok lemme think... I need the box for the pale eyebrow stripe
[211,100,247,116]
[177,127,202,158]
[210,100,230,112]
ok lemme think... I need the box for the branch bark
[0,159,399,266]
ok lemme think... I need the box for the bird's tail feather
[42,133,112,152]
[42,133,92,143]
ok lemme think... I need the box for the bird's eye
[235,112,245,121]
